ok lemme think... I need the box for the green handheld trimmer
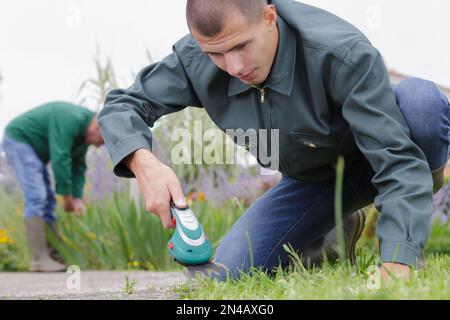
[167,202,227,278]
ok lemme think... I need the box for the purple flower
[433,184,450,224]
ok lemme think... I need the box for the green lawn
[177,225,450,300]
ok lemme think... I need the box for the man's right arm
[98,46,200,228]
[98,46,202,178]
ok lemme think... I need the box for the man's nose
[224,54,244,77]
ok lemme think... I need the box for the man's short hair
[186,0,268,37]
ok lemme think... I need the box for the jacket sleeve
[71,146,88,199]
[331,40,433,268]
[48,118,78,196]
[98,46,202,178]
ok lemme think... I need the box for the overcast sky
[0,0,449,135]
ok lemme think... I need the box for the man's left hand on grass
[380,262,412,283]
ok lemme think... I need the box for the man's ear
[263,4,277,30]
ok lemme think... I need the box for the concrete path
[0,271,189,300]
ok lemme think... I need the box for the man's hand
[63,196,85,216]
[73,198,86,215]
[63,195,75,213]
[380,262,411,283]
[126,149,187,229]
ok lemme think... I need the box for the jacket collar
[228,16,297,97]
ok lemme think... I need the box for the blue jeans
[213,77,450,280]
[2,136,57,223]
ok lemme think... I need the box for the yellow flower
[0,236,13,245]
[128,261,140,268]
[0,229,14,244]
[197,191,206,202]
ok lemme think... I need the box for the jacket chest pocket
[287,131,338,172]
[290,131,337,149]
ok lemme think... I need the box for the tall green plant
[334,156,346,264]
[77,48,118,111]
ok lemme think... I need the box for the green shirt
[5,101,95,198]
[98,0,433,268]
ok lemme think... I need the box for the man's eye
[234,43,249,51]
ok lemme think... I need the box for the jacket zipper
[251,85,267,104]
[253,86,287,174]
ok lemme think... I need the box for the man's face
[90,127,104,147]
[86,119,105,147]
[191,5,279,86]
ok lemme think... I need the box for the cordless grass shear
[167,202,227,278]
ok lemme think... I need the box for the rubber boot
[25,217,67,272]
[46,221,66,264]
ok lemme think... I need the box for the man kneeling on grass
[98,0,450,282]
[3,102,104,272]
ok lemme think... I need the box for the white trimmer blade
[183,261,228,279]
